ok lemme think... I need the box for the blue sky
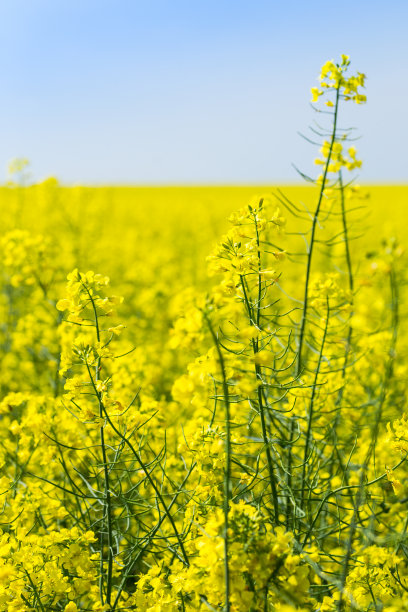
[0,0,407,184]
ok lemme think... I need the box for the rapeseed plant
[0,55,407,611]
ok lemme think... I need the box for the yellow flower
[56,298,72,311]
[311,87,323,102]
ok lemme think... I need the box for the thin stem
[297,85,341,376]
[339,170,354,379]
[239,267,280,523]
[253,210,280,523]
[339,171,354,296]
[337,474,364,611]
[285,419,295,530]
[101,402,190,567]
[86,288,113,606]
[365,264,399,463]
[204,311,231,612]
[300,299,330,512]
[24,570,46,612]
[111,462,196,610]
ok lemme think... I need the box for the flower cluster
[311,55,366,104]
[314,142,362,173]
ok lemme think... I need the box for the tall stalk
[239,267,280,523]
[204,311,232,612]
[297,85,341,376]
[86,288,114,606]
[339,170,354,378]
[253,211,280,522]
[300,299,329,513]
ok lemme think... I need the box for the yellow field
[3,182,407,279]
[0,181,408,611]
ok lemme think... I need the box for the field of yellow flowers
[1,56,408,611]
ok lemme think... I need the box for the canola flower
[0,56,407,611]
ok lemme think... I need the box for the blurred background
[1,0,407,184]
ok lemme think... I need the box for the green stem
[366,265,399,463]
[337,474,364,611]
[204,311,231,612]
[239,222,281,524]
[254,211,280,523]
[297,85,341,376]
[300,299,330,512]
[24,570,46,612]
[86,287,113,606]
[101,402,189,566]
[111,462,196,610]
[339,170,354,379]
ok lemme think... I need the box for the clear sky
[0,0,407,184]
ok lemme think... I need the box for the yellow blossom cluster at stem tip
[311,54,366,105]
